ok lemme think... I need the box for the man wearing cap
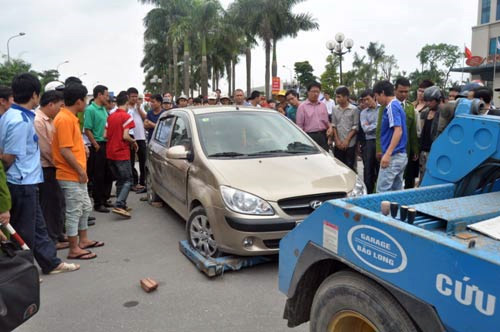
[84,85,113,213]
[35,90,67,248]
[207,93,217,106]
[145,94,166,142]
[162,96,173,110]
[220,94,231,105]
[177,95,189,108]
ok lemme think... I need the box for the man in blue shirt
[144,94,166,142]
[373,80,408,192]
[0,73,78,274]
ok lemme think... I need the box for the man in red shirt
[105,91,138,218]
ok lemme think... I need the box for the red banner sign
[466,56,485,67]
[272,77,280,94]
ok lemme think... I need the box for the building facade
[459,0,500,99]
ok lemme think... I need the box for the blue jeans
[58,181,92,237]
[7,183,61,274]
[110,160,132,209]
[376,152,408,192]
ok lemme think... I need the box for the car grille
[278,192,346,216]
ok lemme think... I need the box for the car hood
[207,152,356,201]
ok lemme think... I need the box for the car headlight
[348,176,367,197]
[220,186,274,215]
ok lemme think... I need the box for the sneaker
[112,207,131,218]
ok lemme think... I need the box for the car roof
[174,105,278,116]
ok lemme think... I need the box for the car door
[165,113,192,218]
[148,115,175,201]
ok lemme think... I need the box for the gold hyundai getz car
[146,106,365,257]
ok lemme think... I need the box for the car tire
[186,206,220,258]
[146,170,160,204]
[310,270,418,332]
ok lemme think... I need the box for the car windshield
[195,111,320,158]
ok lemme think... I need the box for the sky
[0,0,478,95]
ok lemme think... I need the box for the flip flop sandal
[112,207,131,218]
[49,262,81,274]
[67,250,97,260]
[80,240,105,249]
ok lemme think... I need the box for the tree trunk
[212,66,216,93]
[201,35,208,97]
[232,57,236,95]
[272,38,277,79]
[173,38,178,97]
[265,39,271,98]
[190,63,194,97]
[183,35,190,97]
[226,61,232,96]
[246,47,251,97]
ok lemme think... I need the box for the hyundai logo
[310,200,323,209]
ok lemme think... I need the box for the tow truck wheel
[187,207,220,258]
[310,271,417,332]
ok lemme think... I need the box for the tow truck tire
[310,270,418,332]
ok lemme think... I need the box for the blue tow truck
[278,99,500,332]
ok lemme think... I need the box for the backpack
[0,241,39,332]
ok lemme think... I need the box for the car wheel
[310,270,418,332]
[146,170,160,204]
[187,206,220,258]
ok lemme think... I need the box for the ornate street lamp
[326,33,354,85]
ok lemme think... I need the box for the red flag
[465,46,473,60]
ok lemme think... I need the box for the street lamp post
[78,73,87,78]
[57,60,69,72]
[150,75,162,94]
[326,33,354,85]
[7,32,26,63]
[282,65,293,86]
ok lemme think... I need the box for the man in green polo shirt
[376,77,419,189]
[84,85,112,213]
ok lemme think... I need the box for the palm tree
[271,3,319,79]
[227,0,258,96]
[191,0,223,97]
[366,41,385,83]
[240,0,318,97]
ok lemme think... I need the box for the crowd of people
[0,69,498,276]
[280,78,500,194]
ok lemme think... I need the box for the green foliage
[38,70,60,92]
[415,43,461,88]
[0,58,33,87]
[320,54,339,96]
[294,61,317,88]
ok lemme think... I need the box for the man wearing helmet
[419,86,442,181]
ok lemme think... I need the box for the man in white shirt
[323,92,336,121]
[126,87,147,192]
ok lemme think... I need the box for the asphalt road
[16,189,308,332]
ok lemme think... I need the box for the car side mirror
[167,145,191,160]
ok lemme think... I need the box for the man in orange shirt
[53,83,104,260]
